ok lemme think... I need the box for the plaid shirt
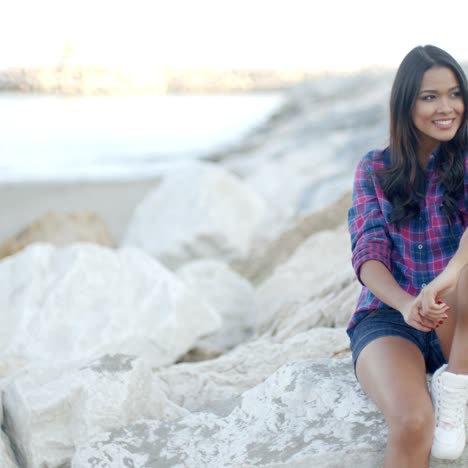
[348,147,468,329]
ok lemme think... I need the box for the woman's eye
[451,91,462,98]
[421,95,435,101]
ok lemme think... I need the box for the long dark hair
[381,45,468,225]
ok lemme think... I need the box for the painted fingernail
[438,320,444,325]
[435,324,440,328]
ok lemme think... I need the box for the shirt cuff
[352,246,392,286]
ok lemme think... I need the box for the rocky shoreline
[0,69,465,467]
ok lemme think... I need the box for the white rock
[2,354,187,468]
[232,191,352,286]
[123,162,267,268]
[255,225,355,336]
[72,356,468,467]
[154,327,350,413]
[0,243,220,368]
[72,357,389,468]
[245,141,349,240]
[0,210,114,260]
[0,393,19,468]
[0,438,17,468]
[263,281,360,342]
[333,280,362,327]
[177,259,256,350]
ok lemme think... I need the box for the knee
[455,265,468,317]
[388,408,434,447]
[457,264,468,293]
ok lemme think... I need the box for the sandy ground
[0,178,161,244]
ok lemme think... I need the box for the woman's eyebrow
[419,85,460,94]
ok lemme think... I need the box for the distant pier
[0,66,322,95]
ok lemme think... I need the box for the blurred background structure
[2,0,468,93]
[1,0,468,182]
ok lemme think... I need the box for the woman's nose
[437,97,452,113]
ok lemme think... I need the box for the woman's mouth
[433,119,455,129]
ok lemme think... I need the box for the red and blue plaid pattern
[348,147,468,329]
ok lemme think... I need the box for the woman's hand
[399,297,439,332]
[418,284,451,320]
[416,270,454,327]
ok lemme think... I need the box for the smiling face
[412,66,465,163]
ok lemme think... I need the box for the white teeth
[434,119,452,125]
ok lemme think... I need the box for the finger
[419,305,449,319]
[417,311,437,329]
[420,310,449,321]
[421,302,448,314]
[408,319,434,332]
[435,319,446,328]
[413,320,434,332]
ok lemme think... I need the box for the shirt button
[418,244,423,250]
[421,283,427,288]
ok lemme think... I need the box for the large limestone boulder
[262,279,360,342]
[0,393,19,468]
[255,224,357,336]
[177,259,256,351]
[2,354,187,468]
[72,357,388,468]
[244,140,352,239]
[0,243,220,371]
[0,211,114,260]
[2,329,348,468]
[71,357,468,468]
[232,191,351,285]
[155,327,350,413]
[0,437,17,468]
[123,162,267,268]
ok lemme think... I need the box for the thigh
[433,264,468,359]
[356,336,433,421]
[435,289,457,360]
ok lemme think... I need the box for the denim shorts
[347,308,447,375]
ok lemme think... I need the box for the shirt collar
[432,145,442,158]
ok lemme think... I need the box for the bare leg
[356,336,433,468]
[430,265,468,460]
[436,265,468,373]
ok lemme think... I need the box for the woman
[347,44,468,467]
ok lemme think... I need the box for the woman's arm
[349,152,441,331]
[418,228,468,315]
[349,154,437,331]
[442,227,468,279]
[360,260,437,331]
[348,155,394,285]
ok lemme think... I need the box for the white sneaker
[431,364,468,460]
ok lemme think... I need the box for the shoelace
[436,383,466,429]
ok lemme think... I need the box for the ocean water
[0,93,284,182]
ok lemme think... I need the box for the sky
[1,0,468,72]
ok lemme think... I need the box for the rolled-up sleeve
[348,156,392,284]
